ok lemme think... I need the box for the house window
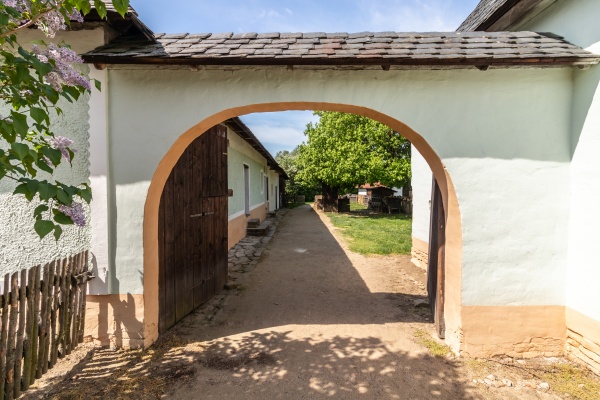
[260,172,264,193]
[244,164,250,215]
[265,176,269,202]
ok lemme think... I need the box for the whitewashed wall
[516,0,600,327]
[0,28,105,277]
[411,145,432,244]
[104,65,573,310]
[227,127,269,221]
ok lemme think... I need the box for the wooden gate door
[427,177,446,338]
[158,124,228,333]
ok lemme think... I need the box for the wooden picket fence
[0,250,91,400]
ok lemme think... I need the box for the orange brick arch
[142,102,463,349]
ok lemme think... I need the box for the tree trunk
[322,183,339,212]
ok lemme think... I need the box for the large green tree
[0,0,128,238]
[297,111,411,210]
[275,147,321,203]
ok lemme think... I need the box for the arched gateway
[83,26,599,363]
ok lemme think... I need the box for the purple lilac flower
[58,202,86,226]
[68,11,84,23]
[31,43,90,91]
[36,10,66,38]
[47,135,75,161]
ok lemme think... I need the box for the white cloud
[240,111,319,154]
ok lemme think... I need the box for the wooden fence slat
[5,272,19,400]
[64,255,75,355]
[35,264,49,379]
[41,263,54,375]
[0,274,11,400]
[13,269,26,399]
[0,251,91,400]
[58,258,68,358]
[29,265,40,386]
[77,252,88,342]
[22,266,35,391]
[50,259,63,368]
[70,254,80,352]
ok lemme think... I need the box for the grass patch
[413,329,452,358]
[287,202,312,209]
[543,363,600,400]
[350,202,367,211]
[327,207,411,255]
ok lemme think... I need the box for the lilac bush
[0,0,129,239]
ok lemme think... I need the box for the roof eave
[458,0,554,32]
[83,55,600,69]
[224,118,289,180]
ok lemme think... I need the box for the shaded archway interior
[142,102,463,349]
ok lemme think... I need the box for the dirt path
[23,205,597,399]
[166,204,467,399]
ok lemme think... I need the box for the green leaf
[32,60,52,77]
[14,63,28,83]
[41,147,61,166]
[35,158,53,174]
[53,225,63,241]
[13,182,28,196]
[94,79,101,91]
[79,0,92,15]
[56,189,71,205]
[11,112,28,137]
[0,13,9,26]
[11,142,29,160]
[111,0,129,16]
[30,107,47,124]
[34,220,55,239]
[26,179,38,195]
[17,46,29,59]
[34,204,49,218]
[37,182,57,201]
[79,187,92,203]
[53,210,74,225]
[94,0,107,18]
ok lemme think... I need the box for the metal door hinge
[190,211,215,218]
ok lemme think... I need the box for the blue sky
[131,0,480,155]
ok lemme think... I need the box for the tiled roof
[458,0,513,31]
[83,31,599,68]
[457,0,547,32]
[89,0,136,14]
[86,1,154,41]
[225,118,288,179]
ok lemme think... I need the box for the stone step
[247,220,272,236]
[247,218,260,228]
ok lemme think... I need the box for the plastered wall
[411,145,432,244]
[227,126,269,220]
[105,65,573,318]
[516,0,600,371]
[0,28,106,276]
[517,0,600,327]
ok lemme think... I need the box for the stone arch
[142,102,463,349]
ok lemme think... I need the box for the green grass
[413,329,452,358]
[350,202,367,211]
[543,363,600,400]
[327,205,412,255]
[287,202,311,209]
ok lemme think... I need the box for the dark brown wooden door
[158,124,228,333]
[427,177,446,338]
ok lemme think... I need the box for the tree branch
[0,6,60,39]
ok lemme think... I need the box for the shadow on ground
[24,205,469,399]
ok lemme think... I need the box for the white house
[0,1,598,374]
